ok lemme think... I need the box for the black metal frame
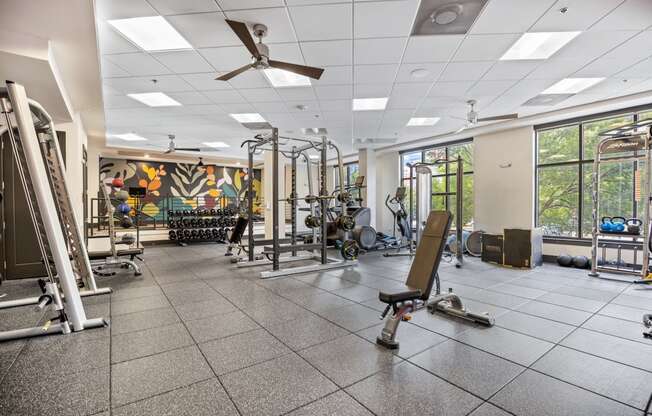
[535,107,652,240]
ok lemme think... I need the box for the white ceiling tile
[225,8,297,43]
[227,70,270,89]
[312,66,353,85]
[97,23,139,54]
[314,85,353,100]
[525,58,586,80]
[102,84,122,96]
[105,53,172,76]
[167,12,241,49]
[276,87,317,101]
[104,94,145,109]
[466,80,517,96]
[153,50,215,73]
[318,100,351,111]
[553,31,637,61]
[166,91,213,105]
[286,0,350,4]
[354,65,398,84]
[395,62,446,83]
[239,88,282,102]
[601,31,652,61]
[289,4,352,41]
[591,0,652,30]
[354,0,419,38]
[301,40,353,66]
[438,61,493,81]
[354,84,393,98]
[428,81,475,97]
[481,61,540,81]
[104,75,194,93]
[182,73,233,90]
[101,58,130,77]
[217,0,285,10]
[501,78,557,97]
[452,34,521,62]
[616,57,652,78]
[252,101,289,113]
[404,35,465,65]
[203,89,248,103]
[95,0,156,20]
[199,46,252,71]
[218,102,258,113]
[531,0,624,31]
[391,82,431,98]
[148,0,220,15]
[284,100,320,112]
[180,104,225,115]
[267,43,305,63]
[573,57,641,77]
[470,0,557,34]
[354,38,407,64]
[584,77,645,94]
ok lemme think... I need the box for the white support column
[264,151,285,239]
[358,148,377,228]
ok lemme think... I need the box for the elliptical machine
[383,187,414,257]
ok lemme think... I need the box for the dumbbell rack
[167,208,237,246]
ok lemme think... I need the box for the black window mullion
[578,122,584,238]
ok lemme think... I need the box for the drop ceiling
[96,0,652,157]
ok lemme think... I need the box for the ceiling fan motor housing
[252,43,270,69]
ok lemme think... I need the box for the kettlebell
[600,217,613,232]
[626,218,642,235]
[611,216,626,232]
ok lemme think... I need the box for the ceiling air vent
[353,138,397,146]
[522,94,574,106]
[242,122,273,130]
[301,127,328,136]
[412,0,487,36]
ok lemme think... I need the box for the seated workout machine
[376,210,494,349]
[383,186,414,256]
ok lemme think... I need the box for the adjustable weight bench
[376,210,494,349]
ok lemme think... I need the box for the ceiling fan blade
[216,64,252,81]
[225,19,260,59]
[455,126,467,134]
[164,149,173,154]
[477,113,518,122]
[174,147,202,152]
[268,60,324,80]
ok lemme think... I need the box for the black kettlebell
[626,218,642,235]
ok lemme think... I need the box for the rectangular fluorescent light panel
[263,68,311,87]
[541,78,605,94]
[500,32,580,60]
[113,133,148,141]
[127,92,182,107]
[352,97,388,111]
[407,117,440,126]
[230,113,266,123]
[203,141,230,148]
[108,16,192,51]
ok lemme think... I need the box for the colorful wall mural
[99,157,262,221]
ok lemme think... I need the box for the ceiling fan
[216,20,324,81]
[455,99,518,133]
[144,135,221,154]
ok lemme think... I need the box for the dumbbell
[190,218,197,228]
[168,219,175,228]
[169,230,177,240]
[190,229,198,239]
[167,210,174,217]
[183,229,191,239]
[197,229,205,239]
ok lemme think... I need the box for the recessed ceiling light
[407,117,440,126]
[203,141,230,148]
[431,4,462,25]
[309,155,319,159]
[263,68,311,87]
[127,92,182,107]
[410,68,431,79]
[541,77,605,94]
[352,97,388,111]
[108,16,192,52]
[230,113,266,123]
[500,32,580,60]
[113,133,148,141]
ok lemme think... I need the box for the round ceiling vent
[410,68,430,79]
[431,4,463,25]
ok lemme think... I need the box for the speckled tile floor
[1,244,651,416]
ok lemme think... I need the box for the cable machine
[237,127,358,279]
[0,81,108,341]
[590,118,652,283]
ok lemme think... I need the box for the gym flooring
[0,246,651,416]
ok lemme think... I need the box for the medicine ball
[111,177,124,188]
[557,254,573,267]
[120,233,136,245]
[115,190,130,202]
[120,215,133,228]
[117,203,131,215]
[572,255,590,269]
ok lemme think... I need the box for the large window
[400,140,474,228]
[536,109,651,238]
[334,162,359,188]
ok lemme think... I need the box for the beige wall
[374,151,400,235]
[56,112,88,230]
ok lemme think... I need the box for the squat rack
[590,119,652,283]
[240,127,356,278]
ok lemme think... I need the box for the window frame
[399,138,474,226]
[535,104,652,241]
